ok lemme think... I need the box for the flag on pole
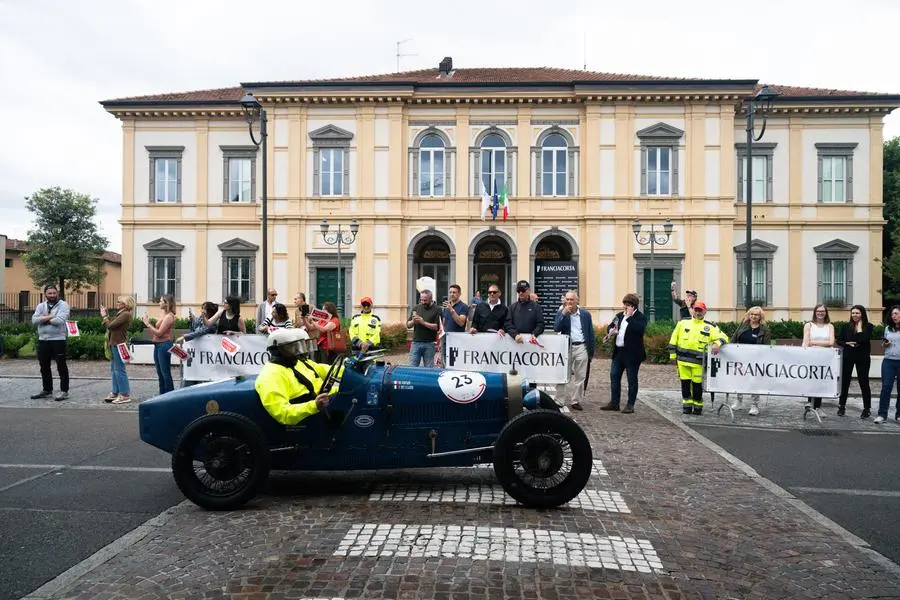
[491,181,499,220]
[480,181,491,221]
[500,181,510,221]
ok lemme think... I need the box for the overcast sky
[1,0,898,253]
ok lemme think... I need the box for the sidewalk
[6,357,900,599]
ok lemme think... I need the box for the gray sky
[1,0,898,253]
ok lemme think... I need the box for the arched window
[419,134,445,197]
[481,134,507,195]
[541,133,568,196]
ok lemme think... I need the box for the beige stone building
[102,59,900,324]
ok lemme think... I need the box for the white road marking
[0,463,169,473]
[369,484,630,512]
[334,524,664,572]
[790,487,900,498]
[460,459,608,477]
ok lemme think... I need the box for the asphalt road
[0,408,184,600]
[690,423,900,566]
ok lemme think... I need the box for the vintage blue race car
[139,351,593,511]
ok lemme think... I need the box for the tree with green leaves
[22,187,109,298]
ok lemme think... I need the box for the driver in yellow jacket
[255,328,342,425]
[668,301,728,416]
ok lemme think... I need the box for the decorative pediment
[143,238,184,252]
[734,239,779,254]
[308,124,354,141]
[813,239,859,254]
[217,238,259,252]
[636,122,684,140]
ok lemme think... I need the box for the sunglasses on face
[362,303,371,308]
[489,290,499,294]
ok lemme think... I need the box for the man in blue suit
[602,293,648,414]
[554,291,595,411]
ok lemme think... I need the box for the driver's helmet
[267,328,311,359]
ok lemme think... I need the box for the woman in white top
[802,303,835,414]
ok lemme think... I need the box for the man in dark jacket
[468,285,509,334]
[554,291,595,411]
[505,280,545,343]
[602,293,648,414]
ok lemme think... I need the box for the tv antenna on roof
[396,38,416,72]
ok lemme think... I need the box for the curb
[20,500,192,599]
[642,394,900,577]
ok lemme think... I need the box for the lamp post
[320,218,359,317]
[240,93,268,300]
[632,219,674,322]
[743,85,780,309]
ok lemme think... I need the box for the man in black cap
[671,282,698,320]
[505,280,545,343]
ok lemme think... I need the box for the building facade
[102,60,900,323]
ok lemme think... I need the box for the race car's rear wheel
[172,412,270,511]
[493,410,592,509]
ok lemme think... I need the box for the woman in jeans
[143,294,176,394]
[836,305,873,418]
[876,305,900,424]
[802,304,835,417]
[729,306,772,416]
[101,296,134,404]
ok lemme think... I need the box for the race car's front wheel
[493,410,592,509]
[172,412,270,510]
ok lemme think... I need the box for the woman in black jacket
[730,306,772,416]
[837,304,873,418]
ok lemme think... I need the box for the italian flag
[500,182,510,221]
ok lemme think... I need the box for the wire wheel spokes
[511,433,574,490]
[191,432,254,496]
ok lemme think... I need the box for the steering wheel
[356,348,388,364]
[319,354,345,395]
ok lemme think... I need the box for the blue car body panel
[139,360,516,470]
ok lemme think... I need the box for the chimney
[439,56,453,76]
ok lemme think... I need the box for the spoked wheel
[493,410,592,508]
[172,412,270,510]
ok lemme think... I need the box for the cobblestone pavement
[4,357,900,599]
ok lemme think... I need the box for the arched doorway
[532,232,578,323]
[472,236,513,302]
[409,233,453,307]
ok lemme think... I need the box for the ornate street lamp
[240,93,268,299]
[633,219,674,321]
[743,85,780,309]
[320,218,360,316]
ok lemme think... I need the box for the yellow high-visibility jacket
[668,318,729,365]
[255,358,341,425]
[349,312,381,347]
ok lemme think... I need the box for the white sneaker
[874,416,885,424]
[729,397,742,410]
[748,404,759,416]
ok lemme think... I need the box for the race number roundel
[438,371,487,404]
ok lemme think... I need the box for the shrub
[380,323,410,351]
[2,333,34,358]
[66,333,107,360]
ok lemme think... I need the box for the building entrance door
[315,267,347,311]
[642,268,674,321]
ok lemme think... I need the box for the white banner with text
[705,344,842,398]
[443,332,570,383]
[183,334,270,381]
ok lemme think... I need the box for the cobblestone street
[3,356,899,599]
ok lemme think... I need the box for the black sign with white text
[534,260,579,324]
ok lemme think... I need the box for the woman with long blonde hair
[730,306,772,415]
[143,294,177,394]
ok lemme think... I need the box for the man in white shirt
[553,291,595,411]
[256,288,278,332]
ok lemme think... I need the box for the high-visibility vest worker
[349,296,382,351]
[668,301,728,416]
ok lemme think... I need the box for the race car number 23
[437,371,487,404]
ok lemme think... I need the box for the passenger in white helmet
[254,328,341,425]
